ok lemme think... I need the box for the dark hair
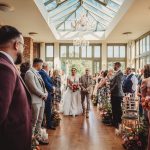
[20,62,30,80]
[103,70,108,77]
[114,62,121,67]
[0,25,21,45]
[33,58,43,65]
[144,64,150,78]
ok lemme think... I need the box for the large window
[45,43,54,67]
[135,33,150,69]
[107,45,126,58]
[60,44,101,74]
[107,44,126,70]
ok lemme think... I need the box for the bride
[63,67,82,116]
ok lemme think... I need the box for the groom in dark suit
[39,62,56,129]
[110,62,124,132]
[0,26,31,150]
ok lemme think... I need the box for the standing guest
[20,62,30,81]
[52,69,61,112]
[141,64,150,150]
[97,70,109,109]
[110,62,124,133]
[25,58,48,144]
[137,68,144,117]
[123,67,138,94]
[61,69,67,97]
[49,67,53,77]
[0,25,31,150]
[39,62,56,130]
[80,68,93,118]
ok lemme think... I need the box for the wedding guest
[0,25,31,150]
[97,70,109,109]
[52,69,61,112]
[39,62,56,130]
[110,62,124,133]
[20,62,30,81]
[61,69,67,97]
[123,67,138,94]
[80,68,93,118]
[141,64,150,150]
[25,58,48,145]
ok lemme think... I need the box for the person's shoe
[86,112,89,118]
[47,126,56,130]
[38,139,49,145]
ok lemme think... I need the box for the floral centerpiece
[122,125,148,150]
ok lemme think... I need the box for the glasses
[72,70,76,71]
[18,41,26,49]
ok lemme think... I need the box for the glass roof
[43,0,125,32]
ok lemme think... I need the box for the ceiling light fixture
[0,2,14,12]
[28,32,38,36]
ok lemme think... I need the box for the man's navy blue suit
[39,69,54,128]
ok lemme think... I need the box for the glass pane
[147,56,150,64]
[94,46,101,58]
[81,46,86,58]
[136,41,139,56]
[87,46,92,58]
[46,45,53,57]
[143,38,146,53]
[69,46,74,58]
[114,46,119,57]
[60,46,67,57]
[107,0,120,12]
[120,46,125,58]
[75,46,80,58]
[147,35,150,51]
[108,46,113,57]
[140,39,143,54]
[107,61,114,69]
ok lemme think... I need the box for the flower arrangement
[122,125,148,150]
[100,100,112,125]
[72,83,79,92]
[142,96,150,110]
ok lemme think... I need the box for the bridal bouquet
[68,80,79,92]
[142,96,150,110]
[72,83,79,92]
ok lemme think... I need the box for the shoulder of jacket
[0,62,16,75]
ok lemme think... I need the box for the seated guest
[110,62,124,133]
[123,67,138,94]
[25,58,48,144]
[0,25,31,150]
[39,62,56,130]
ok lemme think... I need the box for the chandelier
[71,13,96,31]
[73,36,89,47]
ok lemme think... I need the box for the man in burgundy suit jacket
[0,26,32,150]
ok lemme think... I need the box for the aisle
[41,106,124,150]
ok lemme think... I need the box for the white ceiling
[106,0,150,42]
[0,0,56,42]
[0,0,150,43]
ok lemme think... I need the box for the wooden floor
[41,106,124,150]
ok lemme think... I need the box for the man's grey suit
[110,70,124,128]
[25,67,48,133]
[80,75,93,112]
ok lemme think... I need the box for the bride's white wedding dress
[62,75,82,116]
